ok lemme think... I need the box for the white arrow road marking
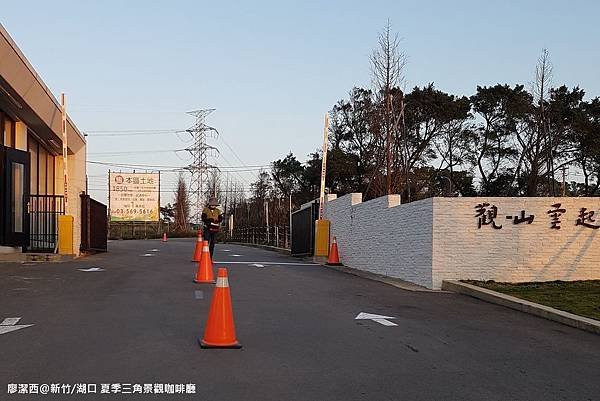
[355,312,397,327]
[140,254,154,257]
[1,318,21,326]
[250,264,265,268]
[0,317,34,335]
[78,267,105,272]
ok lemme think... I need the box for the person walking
[201,197,223,258]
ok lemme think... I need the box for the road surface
[1,239,599,400]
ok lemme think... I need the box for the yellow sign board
[109,172,160,221]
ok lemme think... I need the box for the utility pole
[561,166,567,197]
[60,93,69,211]
[318,113,330,220]
[265,200,269,244]
[185,109,219,225]
[288,193,292,249]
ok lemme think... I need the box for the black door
[1,146,30,249]
[291,201,319,257]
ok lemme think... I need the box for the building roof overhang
[0,23,85,154]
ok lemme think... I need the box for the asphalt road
[1,239,599,401]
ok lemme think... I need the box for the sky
[3,0,600,204]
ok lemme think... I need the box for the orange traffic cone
[327,236,342,266]
[200,268,242,349]
[162,232,168,242]
[194,241,215,284]
[192,230,204,262]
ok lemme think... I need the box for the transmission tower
[186,109,219,224]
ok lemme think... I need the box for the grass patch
[463,280,600,321]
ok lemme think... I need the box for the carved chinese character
[505,210,534,225]
[575,207,600,229]
[475,203,502,229]
[547,203,566,229]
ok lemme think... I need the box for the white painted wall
[325,195,600,289]
[432,197,600,289]
[325,194,434,288]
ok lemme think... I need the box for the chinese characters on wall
[475,202,600,230]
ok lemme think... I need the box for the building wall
[324,195,600,289]
[14,122,26,151]
[0,24,87,256]
[325,194,433,288]
[432,197,600,289]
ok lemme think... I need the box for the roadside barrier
[327,236,342,266]
[194,241,215,284]
[192,230,204,262]
[200,268,242,349]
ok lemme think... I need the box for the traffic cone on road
[199,268,242,349]
[162,232,168,242]
[192,230,204,262]
[194,241,215,284]
[327,236,342,266]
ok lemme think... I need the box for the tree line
[168,23,600,232]
[251,26,600,216]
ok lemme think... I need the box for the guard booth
[290,200,319,257]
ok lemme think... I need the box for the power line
[85,129,185,134]
[88,188,251,193]
[88,149,187,156]
[86,160,270,172]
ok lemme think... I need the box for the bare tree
[370,20,407,195]
[205,169,222,201]
[173,174,190,232]
[533,48,555,194]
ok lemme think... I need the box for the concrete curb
[226,242,291,256]
[442,280,600,335]
[0,253,75,263]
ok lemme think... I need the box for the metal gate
[28,195,64,252]
[81,194,108,252]
[291,201,318,256]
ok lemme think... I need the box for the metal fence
[226,226,290,249]
[28,195,65,252]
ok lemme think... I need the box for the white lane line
[231,254,242,257]
[78,267,105,272]
[222,249,231,252]
[148,249,159,252]
[212,261,318,266]
[140,254,154,257]
[250,264,265,268]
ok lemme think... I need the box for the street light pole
[439,175,452,196]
